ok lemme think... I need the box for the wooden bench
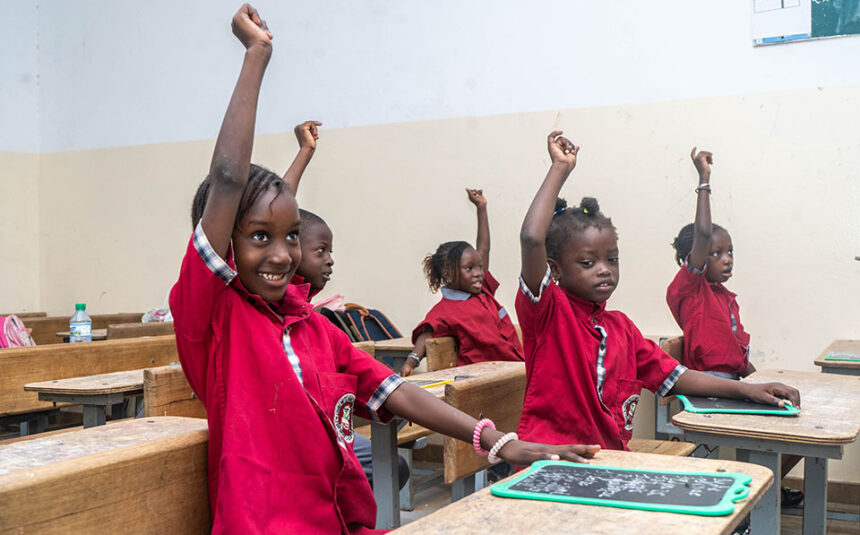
[107,321,175,340]
[0,335,177,436]
[22,313,143,345]
[0,417,210,533]
[0,311,46,318]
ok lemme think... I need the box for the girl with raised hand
[171,8,598,533]
[515,131,799,451]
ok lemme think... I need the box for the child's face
[451,246,484,295]
[232,189,302,303]
[705,229,733,284]
[549,226,619,303]
[297,222,334,291]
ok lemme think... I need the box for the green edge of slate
[824,351,860,362]
[490,460,752,516]
[676,394,799,416]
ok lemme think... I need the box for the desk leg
[82,405,106,428]
[738,448,780,535]
[371,420,400,529]
[803,456,828,535]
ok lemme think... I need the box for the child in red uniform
[666,148,753,379]
[171,8,598,533]
[667,148,802,507]
[400,189,524,377]
[515,131,800,452]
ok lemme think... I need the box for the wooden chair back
[107,321,175,339]
[0,335,177,417]
[0,417,210,533]
[22,313,144,345]
[442,363,526,484]
[425,336,458,371]
[660,336,684,365]
[144,365,206,419]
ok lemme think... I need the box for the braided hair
[671,222,727,267]
[422,241,472,293]
[190,164,287,230]
[546,197,616,259]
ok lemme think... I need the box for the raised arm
[520,131,578,294]
[283,120,322,195]
[466,188,490,270]
[687,147,714,270]
[201,4,273,258]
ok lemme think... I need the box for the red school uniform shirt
[515,266,686,451]
[411,270,524,365]
[666,260,750,376]
[170,224,404,535]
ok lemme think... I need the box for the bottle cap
[75,303,86,310]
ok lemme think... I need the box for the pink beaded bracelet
[472,418,495,456]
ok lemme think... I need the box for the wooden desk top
[814,339,860,370]
[25,369,144,396]
[391,449,772,535]
[408,361,525,399]
[673,369,860,445]
[374,337,413,352]
[55,329,108,340]
[0,417,207,476]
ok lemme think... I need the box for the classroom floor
[399,461,860,534]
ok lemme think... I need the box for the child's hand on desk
[232,3,273,51]
[294,121,322,152]
[742,382,801,409]
[466,188,487,209]
[547,131,579,173]
[690,147,714,181]
[399,361,416,377]
[499,441,600,465]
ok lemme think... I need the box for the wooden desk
[55,328,108,342]
[374,337,414,371]
[813,339,860,376]
[372,361,523,529]
[0,417,210,532]
[25,369,145,428]
[391,449,773,535]
[672,369,860,535]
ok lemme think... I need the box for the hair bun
[579,197,600,216]
[554,197,568,215]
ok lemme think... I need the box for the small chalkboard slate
[825,351,860,361]
[490,461,751,516]
[676,395,799,416]
[405,378,451,388]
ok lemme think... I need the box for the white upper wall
[4,0,860,153]
[0,1,39,153]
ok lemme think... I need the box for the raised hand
[294,121,322,151]
[690,147,714,181]
[466,188,487,209]
[231,3,273,51]
[547,130,579,172]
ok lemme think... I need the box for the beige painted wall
[27,84,860,482]
[0,151,40,313]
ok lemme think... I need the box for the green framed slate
[824,351,860,362]
[490,461,752,516]
[676,395,799,416]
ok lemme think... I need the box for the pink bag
[0,314,36,348]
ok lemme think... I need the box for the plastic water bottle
[69,303,92,343]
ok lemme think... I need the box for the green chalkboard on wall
[812,0,860,38]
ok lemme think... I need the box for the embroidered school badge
[334,393,356,444]
[622,394,640,431]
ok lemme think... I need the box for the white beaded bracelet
[487,432,518,464]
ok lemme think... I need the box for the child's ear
[547,258,562,282]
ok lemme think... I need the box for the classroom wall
[2,1,859,482]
